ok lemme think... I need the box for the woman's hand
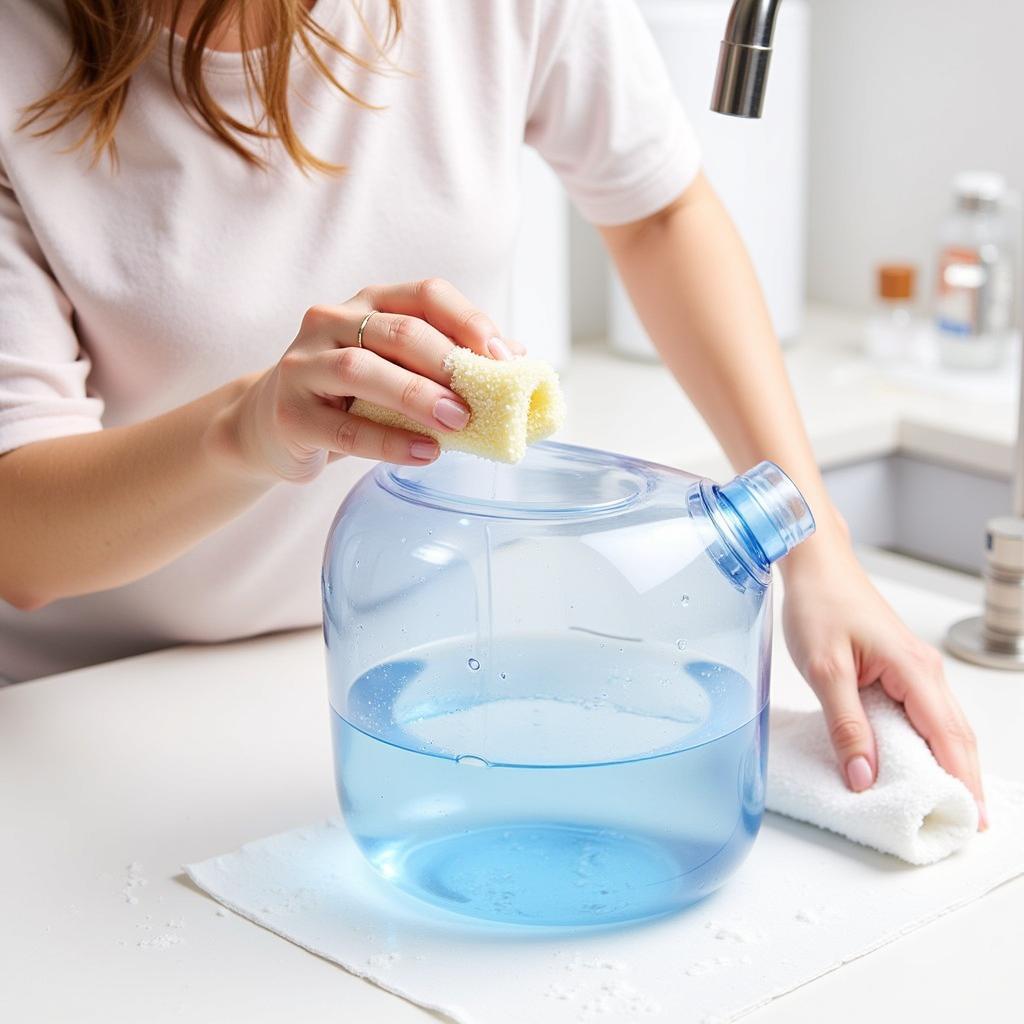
[215,279,521,482]
[781,532,987,828]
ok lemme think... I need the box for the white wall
[569,211,608,342]
[807,0,1024,311]
[569,0,1024,339]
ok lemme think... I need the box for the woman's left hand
[780,536,987,829]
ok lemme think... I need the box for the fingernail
[433,397,470,430]
[488,337,512,361]
[409,439,439,462]
[846,755,874,792]
[978,800,989,831]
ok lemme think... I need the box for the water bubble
[681,595,690,607]
[455,754,489,768]
[676,639,688,651]
[468,658,480,671]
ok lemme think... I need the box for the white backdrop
[807,0,1024,312]
[571,0,1024,340]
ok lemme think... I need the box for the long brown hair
[20,0,403,173]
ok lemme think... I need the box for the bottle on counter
[933,172,1017,370]
[864,263,917,362]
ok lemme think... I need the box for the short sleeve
[524,0,701,226]
[0,161,103,455]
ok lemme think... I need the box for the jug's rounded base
[360,822,750,927]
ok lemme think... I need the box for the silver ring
[356,310,377,349]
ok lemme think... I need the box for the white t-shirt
[0,0,700,681]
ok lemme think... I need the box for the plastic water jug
[323,442,814,926]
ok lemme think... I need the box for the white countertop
[3,312,1022,1019]
[563,307,1020,480]
[2,552,1022,1023]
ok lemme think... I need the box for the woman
[0,0,984,822]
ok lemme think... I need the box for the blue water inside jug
[332,634,767,926]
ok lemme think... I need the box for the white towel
[766,684,978,865]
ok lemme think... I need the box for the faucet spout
[711,0,781,118]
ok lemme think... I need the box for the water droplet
[676,639,688,651]
[681,595,690,607]
[468,658,480,671]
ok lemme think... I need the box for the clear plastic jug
[323,442,814,926]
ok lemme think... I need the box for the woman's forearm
[0,376,272,609]
[599,172,848,571]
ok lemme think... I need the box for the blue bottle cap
[717,462,816,566]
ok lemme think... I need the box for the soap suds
[705,919,763,944]
[795,907,822,925]
[137,933,184,950]
[367,951,402,970]
[121,862,148,905]
[565,955,627,973]
[577,980,661,1020]
[686,957,734,978]
[544,983,581,1001]
[546,953,660,1019]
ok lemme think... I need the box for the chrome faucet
[711,0,781,118]
[711,1,1024,668]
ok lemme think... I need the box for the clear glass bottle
[934,172,1016,370]
[864,264,917,362]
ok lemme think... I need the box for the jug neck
[689,462,815,589]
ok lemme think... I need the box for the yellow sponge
[350,347,566,464]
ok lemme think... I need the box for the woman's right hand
[213,279,521,483]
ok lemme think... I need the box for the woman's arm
[0,377,268,610]
[600,173,836,536]
[600,172,986,823]
[0,280,514,610]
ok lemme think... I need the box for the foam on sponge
[350,347,566,464]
